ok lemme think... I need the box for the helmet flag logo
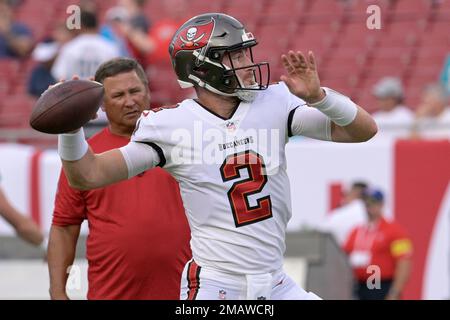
[181,27,204,48]
[173,20,215,56]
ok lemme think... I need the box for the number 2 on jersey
[220,150,273,227]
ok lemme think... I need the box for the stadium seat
[291,22,338,65]
[223,0,264,13]
[257,22,297,48]
[423,20,450,45]
[406,66,441,88]
[414,47,449,70]
[263,0,307,16]
[346,0,392,22]
[0,80,11,96]
[369,46,414,74]
[353,89,379,113]
[0,95,35,128]
[337,21,379,50]
[403,84,426,110]
[432,0,450,21]
[307,0,347,15]
[1,0,449,135]
[390,0,433,20]
[378,20,426,48]
[0,60,20,76]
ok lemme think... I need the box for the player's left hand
[280,50,325,104]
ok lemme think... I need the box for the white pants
[180,259,322,300]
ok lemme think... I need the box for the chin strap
[236,88,258,102]
[235,75,259,102]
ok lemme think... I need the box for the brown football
[30,80,104,134]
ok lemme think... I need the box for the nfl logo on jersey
[225,121,236,132]
[218,289,227,299]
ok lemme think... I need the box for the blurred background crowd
[0,0,449,144]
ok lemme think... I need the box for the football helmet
[169,13,270,102]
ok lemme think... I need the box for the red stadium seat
[353,89,379,114]
[263,0,307,16]
[369,46,414,74]
[1,0,448,133]
[0,95,36,128]
[301,0,347,23]
[406,67,441,88]
[0,80,11,96]
[390,0,433,20]
[414,47,449,70]
[321,76,360,97]
[347,0,392,20]
[291,21,339,65]
[432,0,450,21]
[257,22,297,48]
[337,21,379,50]
[403,84,427,110]
[224,0,264,13]
[423,20,450,45]
[183,0,224,18]
[307,0,347,14]
[378,20,426,48]
[324,46,368,69]
[0,60,20,77]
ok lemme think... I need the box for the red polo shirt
[53,128,191,299]
[343,217,413,282]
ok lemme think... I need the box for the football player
[58,13,377,300]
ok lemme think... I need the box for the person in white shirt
[52,11,120,80]
[52,11,120,125]
[412,84,450,139]
[371,77,414,140]
[55,13,378,300]
[320,181,368,246]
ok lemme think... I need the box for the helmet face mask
[169,13,270,102]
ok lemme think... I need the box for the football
[29,80,104,134]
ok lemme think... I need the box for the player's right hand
[280,50,325,104]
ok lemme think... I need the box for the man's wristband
[58,128,88,161]
[307,87,358,126]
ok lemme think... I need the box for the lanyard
[353,222,380,251]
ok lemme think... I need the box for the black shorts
[354,279,393,300]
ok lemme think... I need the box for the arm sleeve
[281,81,331,141]
[288,106,332,141]
[119,141,161,179]
[52,171,86,226]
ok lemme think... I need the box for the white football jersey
[52,34,120,80]
[130,82,328,274]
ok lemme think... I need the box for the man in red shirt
[343,188,413,300]
[47,57,191,300]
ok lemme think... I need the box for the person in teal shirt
[440,54,450,95]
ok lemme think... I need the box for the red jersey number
[220,150,273,227]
